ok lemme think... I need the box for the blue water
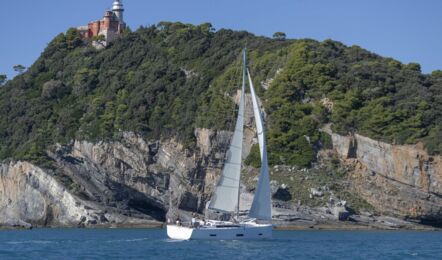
[0,229,441,259]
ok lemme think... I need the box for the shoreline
[2,222,440,231]
[273,223,440,231]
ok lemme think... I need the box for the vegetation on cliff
[0,74,6,86]
[0,22,441,167]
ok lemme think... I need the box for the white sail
[208,52,246,213]
[247,69,272,221]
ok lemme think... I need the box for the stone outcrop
[0,130,233,228]
[1,122,442,228]
[0,161,139,228]
[0,88,264,228]
[330,132,442,225]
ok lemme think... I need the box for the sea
[0,229,440,259]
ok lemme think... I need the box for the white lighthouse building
[112,0,125,24]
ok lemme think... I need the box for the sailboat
[167,50,272,240]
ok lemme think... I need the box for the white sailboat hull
[167,222,272,240]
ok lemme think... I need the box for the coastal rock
[3,219,33,229]
[329,131,442,225]
[326,197,349,221]
[273,186,292,201]
[310,188,324,197]
[0,130,233,227]
[1,125,442,228]
[0,161,97,227]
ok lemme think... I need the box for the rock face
[1,124,442,228]
[0,83,271,227]
[0,161,84,227]
[330,132,442,225]
[0,161,128,228]
[0,130,233,227]
[0,89,265,228]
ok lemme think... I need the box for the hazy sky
[1,0,441,80]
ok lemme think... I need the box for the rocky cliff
[0,93,260,228]
[1,95,441,229]
[0,130,232,228]
[330,131,442,226]
[1,128,441,228]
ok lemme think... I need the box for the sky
[1,0,441,80]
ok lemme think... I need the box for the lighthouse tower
[112,0,125,23]
[77,0,127,48]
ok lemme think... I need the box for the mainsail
[247,69,272,221]
[208,51,246,213]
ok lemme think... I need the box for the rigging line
[216,175,240,182]
[217,172,241,181]
[216,185,240,189]
[174,174,208,186]
[229,144,242,150]
[230,53,242,130]
[210,51,245,188]
[208,207,236,214]
[224,161,241,167]
[213,51,243,157]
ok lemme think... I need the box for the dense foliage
[0,75,6,86]
[248,40,442,166]
[0,22,441,168]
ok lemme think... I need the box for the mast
[208,50,246,216]
[236,48,247,220]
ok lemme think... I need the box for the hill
[1,22,441,169]
[1,22,442,228]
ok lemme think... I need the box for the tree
[122,26,133,37]
[13,65,26,74]
[273,32,286,40]
[91,34,106,42]
[0,74,6,86]
[406,62,421,72]
[65,28,83,49]
[199,23,215,34]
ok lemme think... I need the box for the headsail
[247,69,272,221]
[208,51,247,214]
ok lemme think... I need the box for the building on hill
[77,0,126,47]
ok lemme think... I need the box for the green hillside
[0,22,441,167]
